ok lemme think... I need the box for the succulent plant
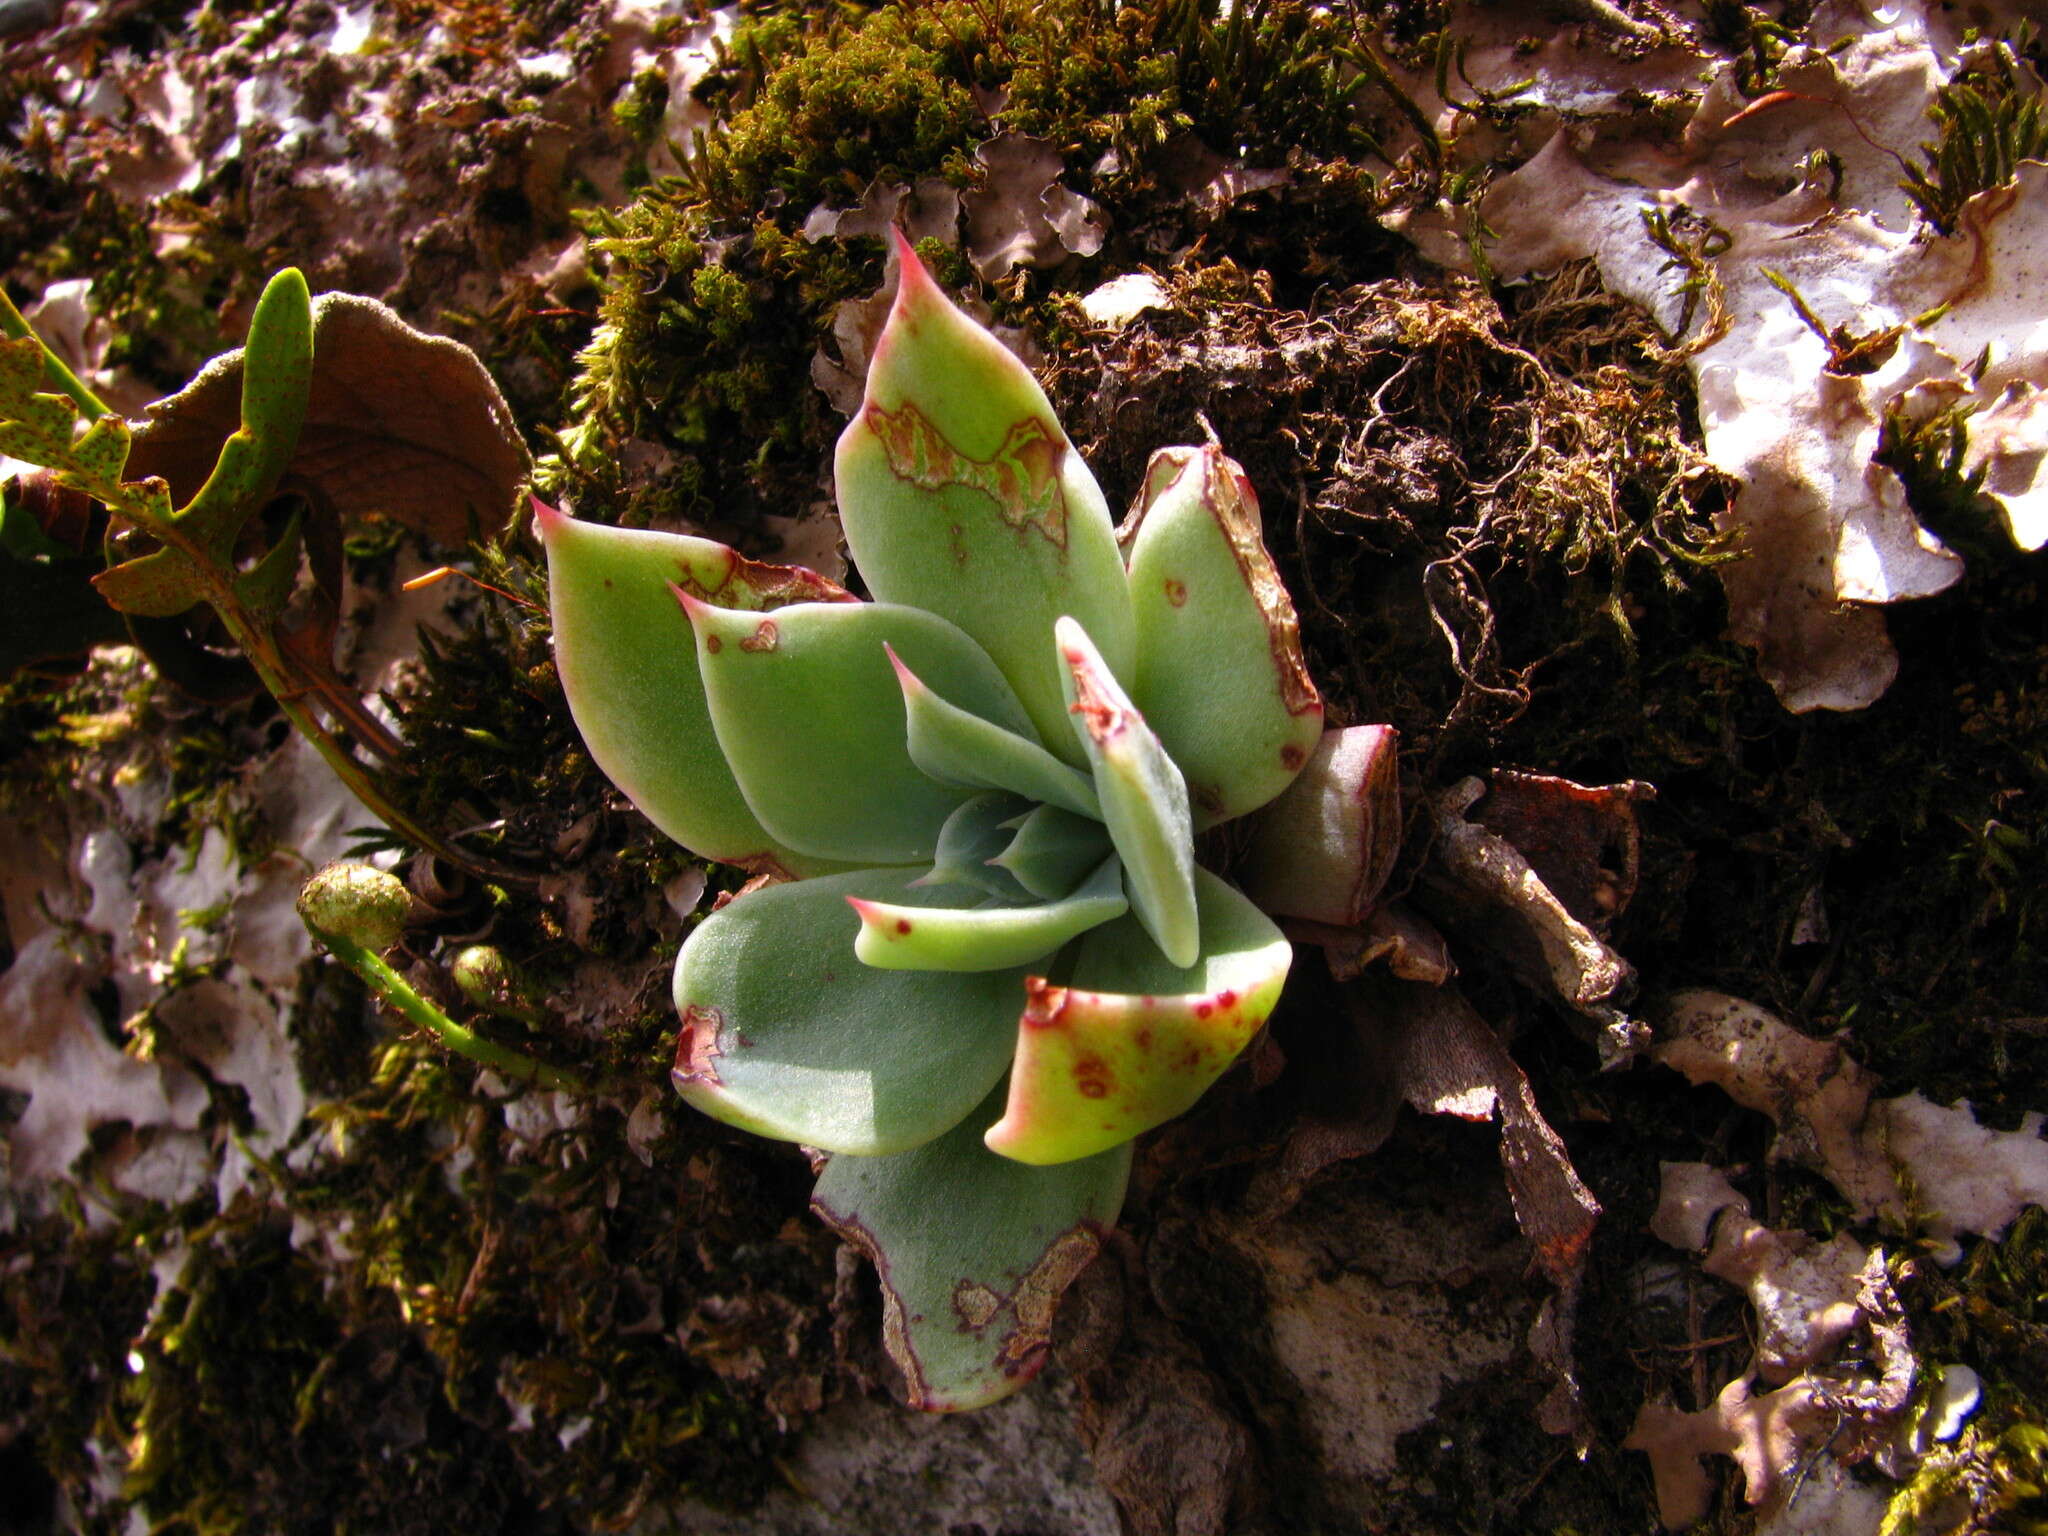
[540,234,1332,1409]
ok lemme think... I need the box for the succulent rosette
[540,235,1323,1408]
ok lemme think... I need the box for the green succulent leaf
[984,869,1292,1165]
[672,869,1028,1155]
[1055,616,1199,968]
[538,506,857,876]
[1121,446,1323,826]
[687,595,1039,865]
[990,804,1113,900]
[834,235,1134,760]
[889,643,1099,818]
[1239,724,1403,927]
[851,854,1126,972]
[812,1079,1131,1411]
[918,792,1036,901]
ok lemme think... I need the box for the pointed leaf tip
[690,598,1035,865]
[835,242,1134,755]
[848,855,1125,972]
[1120,444,1322,825]
[1055,616,1198,967]
[542,516,857,875]
[892,639,1101,818]
[984,869,1292,1165]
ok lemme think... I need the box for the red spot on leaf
[1194,1001,1213,1019]
[1136,1028,1153,1049]
[740,618,779,652]
[1280,743,1306,770]
[1216,989,1238,1008]
[1163,577,1188,607]
[704,633,723,654]
[1073,1053,1112,1098]
[895,918,913,934]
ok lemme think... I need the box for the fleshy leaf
[834,233,1133,760]
[812,1079,1131,1411]
[537,505,856,876]
[687,595,1038,865]
[984,869,1292,1165]
[1238,724,1402,927]
[1055,616,1199,967]
[1120,445,1323,826]
[672,869,1026,1155]
[990,804,1113,900]
[918,792,1035,901]
[889,643,1099,817]
[851,855,1125,972]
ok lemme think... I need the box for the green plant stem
[246,637,535,888]
[0,288,111,421]
[308,923,588,1093]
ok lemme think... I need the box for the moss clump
[1882,1214,2048,1534]
[549,0,1396,531]
[1902,37,2048,236]
[612,65,672,142]
[0,645,267,856]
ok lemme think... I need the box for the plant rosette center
[541,233,1324,1409]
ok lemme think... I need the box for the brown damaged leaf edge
[808,1207,931,1408]
[1121,445,1320,718]
[672,545,857,610]
[867,402,1070,551]
[999,1225,1105,1371]
[1061,635,1133,746]
[810,1192,1109,1409]
[671,1003,725,1089]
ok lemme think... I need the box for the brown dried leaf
[1470,769,1652,935]
[1252,968,1601,1388]
[128,292,529,546]
[1418,776,1647,1063]
[965,133,1105,284]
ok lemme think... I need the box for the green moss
[546,0,1399,530]
[612,66,673,141]
[1882,1215,2048,1534]
[1902,37,2048,236]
